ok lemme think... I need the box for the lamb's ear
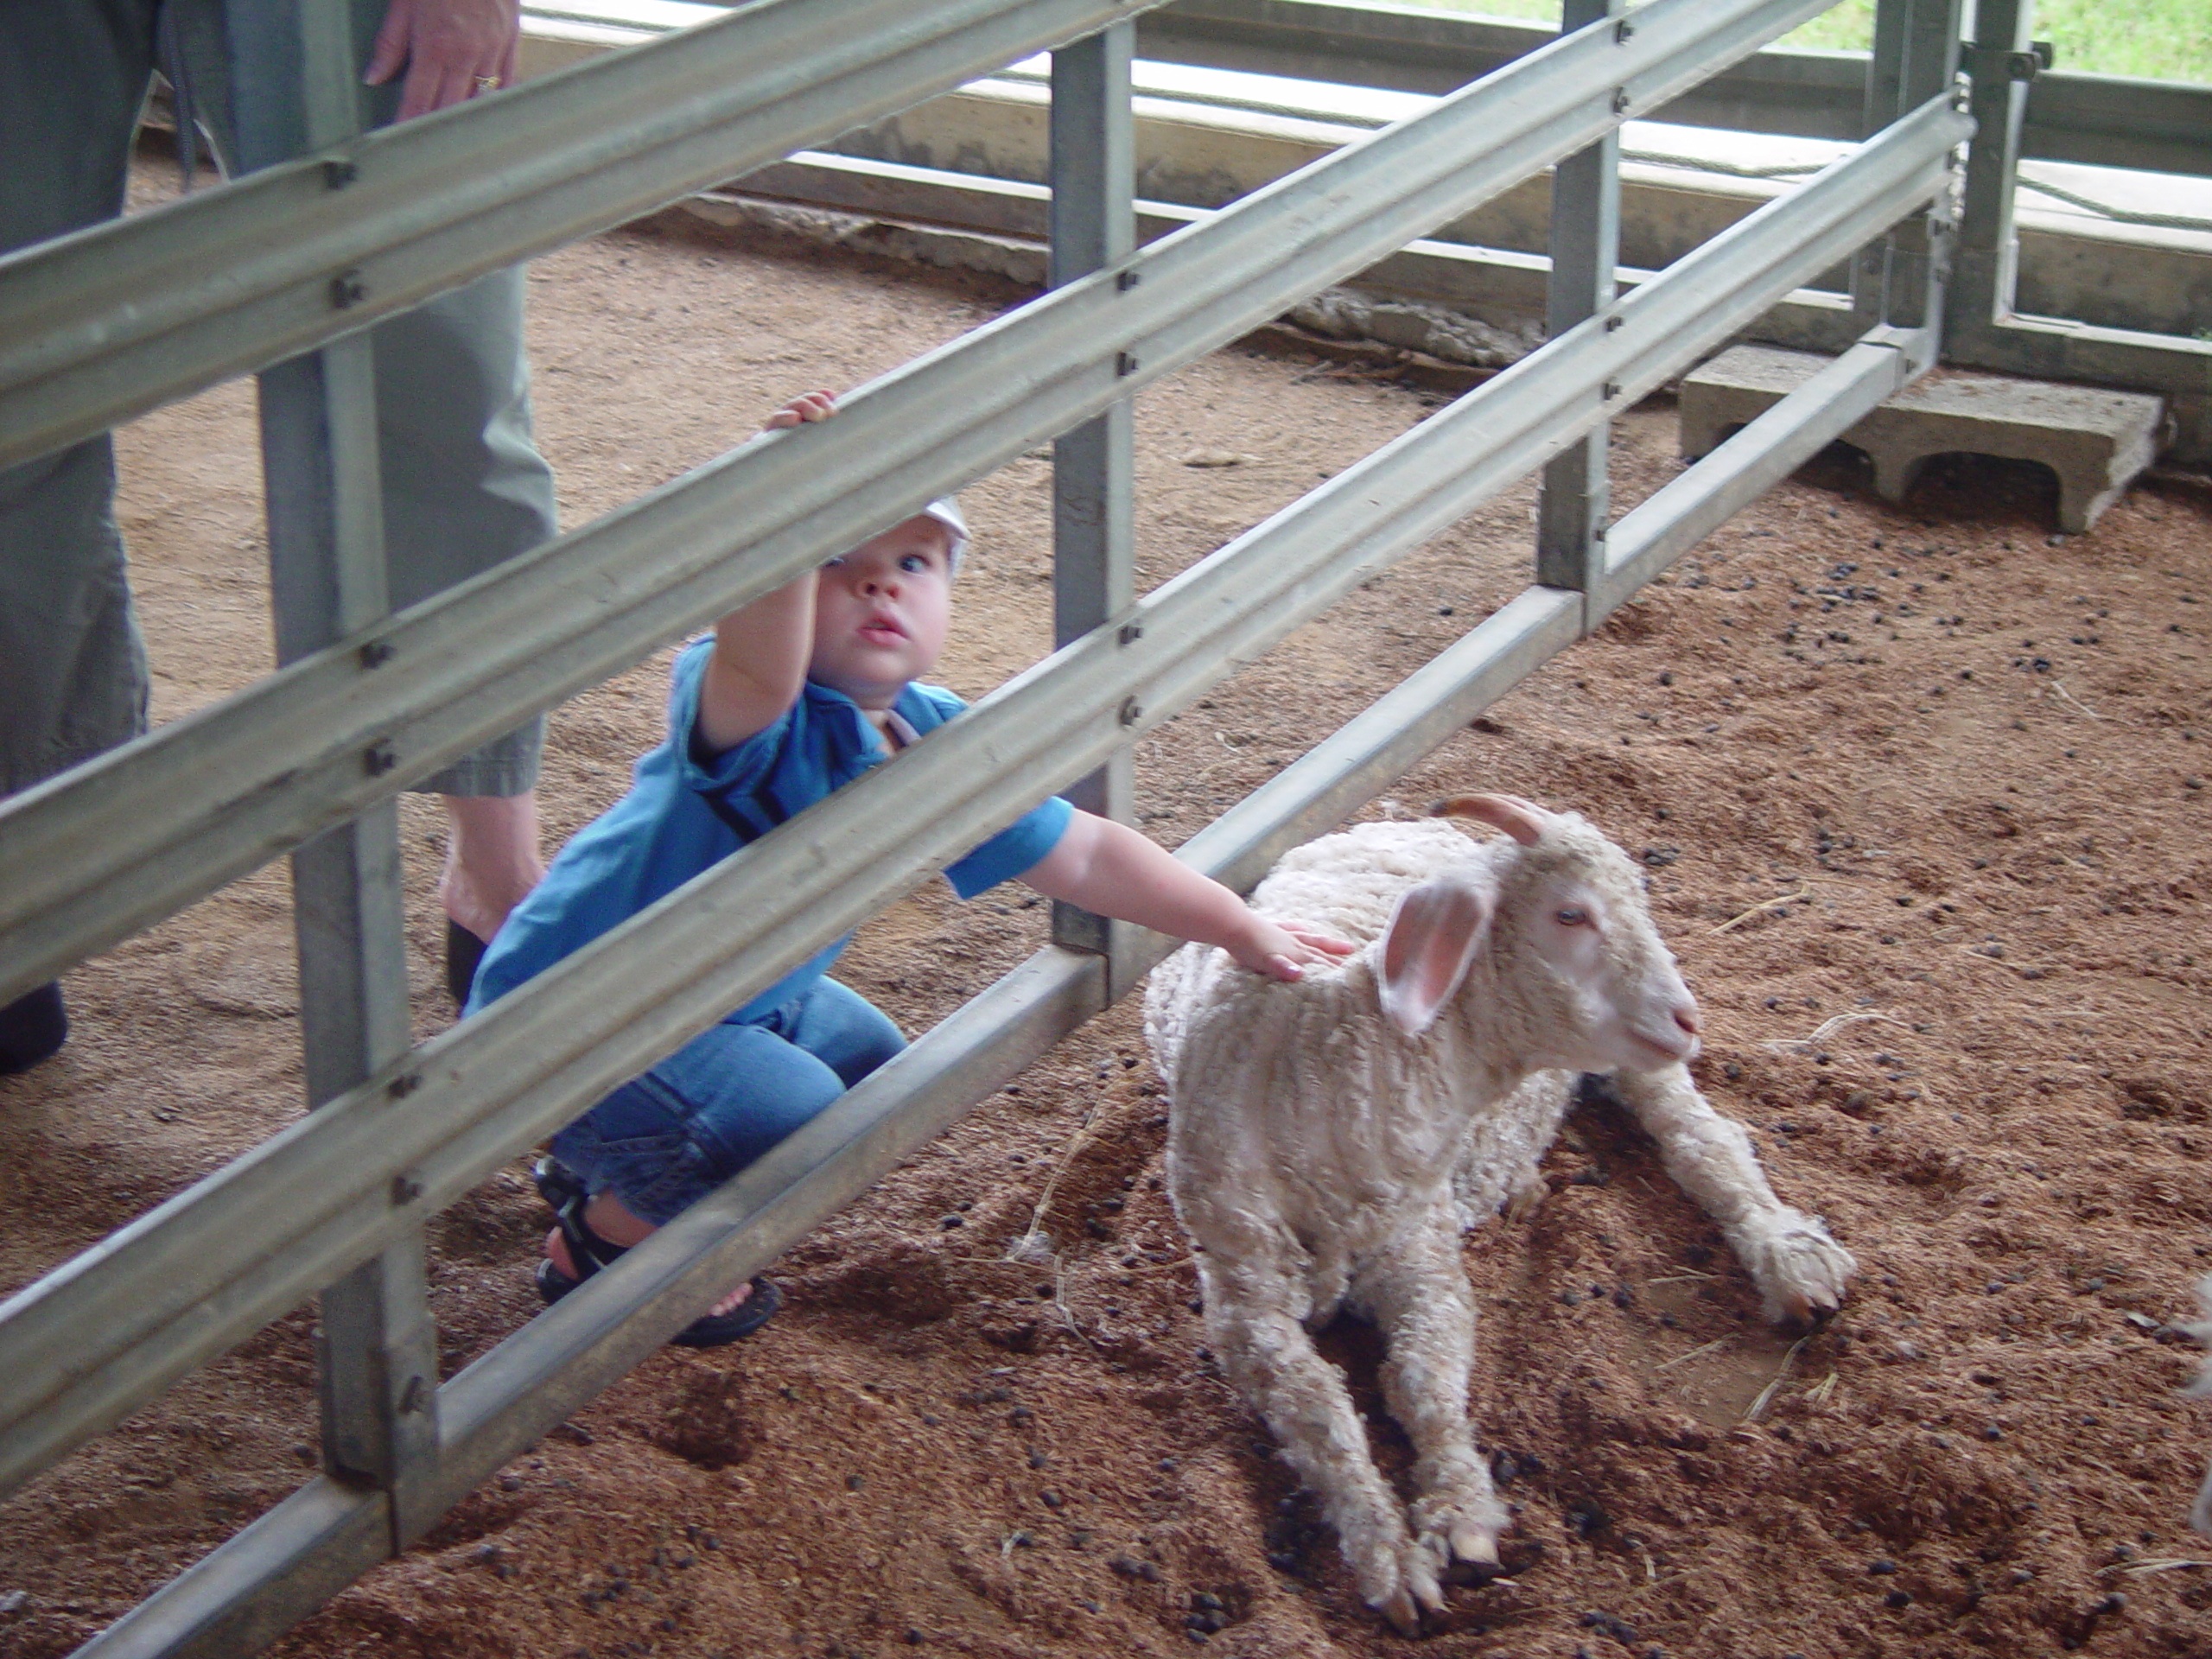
[1429,793,1549,846]
[1378,874,1494,1037]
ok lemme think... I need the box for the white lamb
[1144,793,1855,1632]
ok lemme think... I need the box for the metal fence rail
[0,0,1971,1652]
[0,0,1851,1011]
[0,0,1141,471]
[1138,0,2212,173]
[1140,0,2209,428]
[753,0,2205,448]
[0,94,1964,1501]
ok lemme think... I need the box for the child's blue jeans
[548,977,906,1225]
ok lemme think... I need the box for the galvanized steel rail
[0,99,1965,1503]
[0,0,1145,470]
[0,0,1973,1651]
[1140,0,2212,174]
[0,0,1853,1010]
[1144,0,2212,427]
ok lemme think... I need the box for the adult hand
[365,0,523,122]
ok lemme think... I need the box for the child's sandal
[531,1157,782,1347]
[532,1154,588,1213]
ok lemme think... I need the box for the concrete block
[1680,345,2169,532]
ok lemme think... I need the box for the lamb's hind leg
[1203,1266,1444,1635]
[1606,1064,1856,1321]
[1355,1222,1510,1574]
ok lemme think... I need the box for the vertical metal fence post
[1048,22,1140,989]
[228,0,441,1550]
[1947,0,2033,356]
[1853,0,1966,334]
[1535,0,1624,600]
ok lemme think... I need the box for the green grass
[1411,1,2212,85]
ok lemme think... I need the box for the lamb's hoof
[1365,1542,1446,1637]
[1411,1488,1510,1577]
[1777,1288,1840,1327]
[1448,1523,1500,1566]
[1756,1212,1858,1324]
[1376,1588,1423,1638]
[1442,1534,1541,1589]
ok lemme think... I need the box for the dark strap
[698,783,788,843]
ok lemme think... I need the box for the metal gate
[0,0,1992,1650]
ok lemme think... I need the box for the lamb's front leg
[1607,1064,1856,1321]
[1200,1261,1445,1635]
[1355,1220,1510,1573]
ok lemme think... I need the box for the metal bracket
[1964,41,2045,82]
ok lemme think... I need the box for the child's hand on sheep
[1233,918,1357,983]
[762,389,837,430]
[1021,813,1356,983]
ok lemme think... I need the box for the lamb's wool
[1146,804,1855,1631]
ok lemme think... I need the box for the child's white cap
[921,497,969,576]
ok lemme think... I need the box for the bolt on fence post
[1535,0,1626,607]
[227,0,442,1553]
[1049,20,1141,995]
[1855,0,1967,336]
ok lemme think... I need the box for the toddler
[470,391,1347,1344]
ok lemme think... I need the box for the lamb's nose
[1674,1002,1702,1039]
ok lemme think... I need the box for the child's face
[809,515,955,709]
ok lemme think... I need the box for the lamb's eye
[1554,907,1588,927]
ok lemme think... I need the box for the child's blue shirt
[468,638,1072,1021]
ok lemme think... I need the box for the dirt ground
[3,150,2211,1659]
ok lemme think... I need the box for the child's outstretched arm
[696,390,839,753]
[1020,810,1353,982]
